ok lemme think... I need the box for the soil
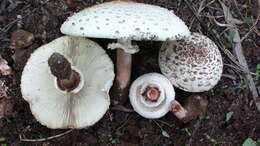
[0,0,259,145]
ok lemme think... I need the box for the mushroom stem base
[110,49,132,104]
[170,100,187,120]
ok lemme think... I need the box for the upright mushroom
[21,36,115,129]
[60,1,190,102]
[159,33,223,92]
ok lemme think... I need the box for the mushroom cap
[129,73,175,119]
[61,1,190,41]
[21,36,115,129]
[159,33,223,92]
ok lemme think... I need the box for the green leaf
[256,139,260,145]
[0,137,6,142]
[205,134,218,145]
[181,128,191,136]
[109,137,118,144]
[228,30,236,38]
[1,144,7,146]
[200,116,210,120]
[162,130,170,138]
[243,17,253,23]
[243,138,257,146]
[257,64,260,70]
[176,0,183,6]
[226,111,234,122]
[212,29,220,39]
[241,4,249,8]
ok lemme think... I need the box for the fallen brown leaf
[0,56,12,75]
[10,29,34,49]
[0,80,13,119]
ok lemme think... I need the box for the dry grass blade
[219,1,260,112]
[241,14,260,42]
[19,129,73,142]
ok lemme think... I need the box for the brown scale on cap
[159,33,223,92]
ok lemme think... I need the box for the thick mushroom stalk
[129,73,187,119]
[48,52,82,93]
[108,38,139,103]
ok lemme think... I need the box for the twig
[219,1,260,112]
[115,115,131,131]
[19,129,73,142]
[241,14,260,42]
[231,0,259,35]
[110,105,134,113]
[222,74,236,80]
[184,0,260,112]
[224,63,257,76]
[186,120,201,146]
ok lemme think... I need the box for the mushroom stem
[116,48,132,89]
[48,53,81,92]
[108,38,139,103]
[170,100,187,120]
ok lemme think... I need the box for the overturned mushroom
[21,36,115,129]
[129,73,187,119]
[60,1,190,102]
[159,33,223,92]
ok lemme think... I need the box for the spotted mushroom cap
[60,1,190,41]
[21,36,115,129]
[129,73,175,119]
[159,33,223,92]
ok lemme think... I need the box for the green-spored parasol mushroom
[21,36,115,129]
[60,1,190,102]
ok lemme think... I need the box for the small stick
[19,129,73,142]
[241,14,260,42]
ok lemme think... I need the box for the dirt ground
[0,0,260,145]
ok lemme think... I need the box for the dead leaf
[12,43,38,70]
[0,80,13,119]
[0,80,7,98]
[10,29,34,49]
[0,56,12,75]
[219,2,243,25]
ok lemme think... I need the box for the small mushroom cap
[21,36,115,129]
[159,33,223,92]
[61,1,190,41]
[129,73,175,119]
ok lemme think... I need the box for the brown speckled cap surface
[159,33,223,92]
